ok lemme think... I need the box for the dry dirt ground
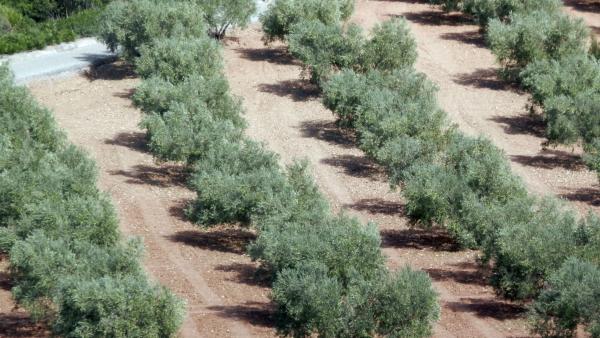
[564,0,600,38]
[1,1,598,338]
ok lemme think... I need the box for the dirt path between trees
[27,64,277,338]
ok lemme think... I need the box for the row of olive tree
[431,0,600,181]
[100,0,441,336]
[0,64,184,336]
[269,0,600,336]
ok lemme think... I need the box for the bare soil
[3,1,595,338]
[26,63,277,338]
[563,0,600,38]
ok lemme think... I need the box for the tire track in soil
[28,64,278,338]
[223,27,528,337]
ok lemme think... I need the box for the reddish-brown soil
[26,63,277,338]
[1,1,595,338]
[564,0,600,38]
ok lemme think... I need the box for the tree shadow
[0,269,12,291]
[561,187,600,207]
[345,198,405,216]
[168,228,256,255]
[257,79,320,102]
[299,120,356,148]
[168,199,193,222]
[454,68,521,91]
[0,313,48,338]
[440,31,486,48]
[83,60,136,81]
[320,154,385,180]
[510,149,586,171]
[114,88,136,100]
[425,261,489,287]
[563,0,600,13]
[215,263,272,288]
[380,227,460,252]
[489,114,546,138]
[393,10,472,26]
[109,164,188,188]
[104,131,148,153]
[235,46,299,66]
[446,298,526,321]
[207,302,276,328]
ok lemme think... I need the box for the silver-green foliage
[99,0,207,61]
[260,0,354,42]
[487,10,589,71]
[196,0,256,39]
[136,37,223,84]
[133,74,245,128]
[272,262,439,338]
[287,17,417,87]
[287,20,364,85]
[521,53,600,177]
[0,64,184,336]
[531,258,600,338]
[493,200,600,299]
[429,0,561,25]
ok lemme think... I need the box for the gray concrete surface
[1,38,115,84]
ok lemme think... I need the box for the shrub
[365,267,440,337]
[544,91,600,147]
[140,102,242,164]
[351,70,445,158]
[429,0,561,25]
[272,263,439,338]
[260,0,354,42]
[361,17,417,71]
[521,54,600,106]
[403,136,528,248]
[287,20,364,85]
[187,139,287,225]
[99,0,207,61]
[466,0,560,25]
[135,37,222,83]
[531,258,600,338]
[271,262,348,337]
[198,0,256,39]
[253,161,330,227]
[403,163,463,226]
[250,214,384,283]
[492,199,599,299]
[323,69,448,182]
[322,69,367,126]
[9,232,144,312]
[54,275,184,337]
[487,10,589,71]
[133,74,246,128]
